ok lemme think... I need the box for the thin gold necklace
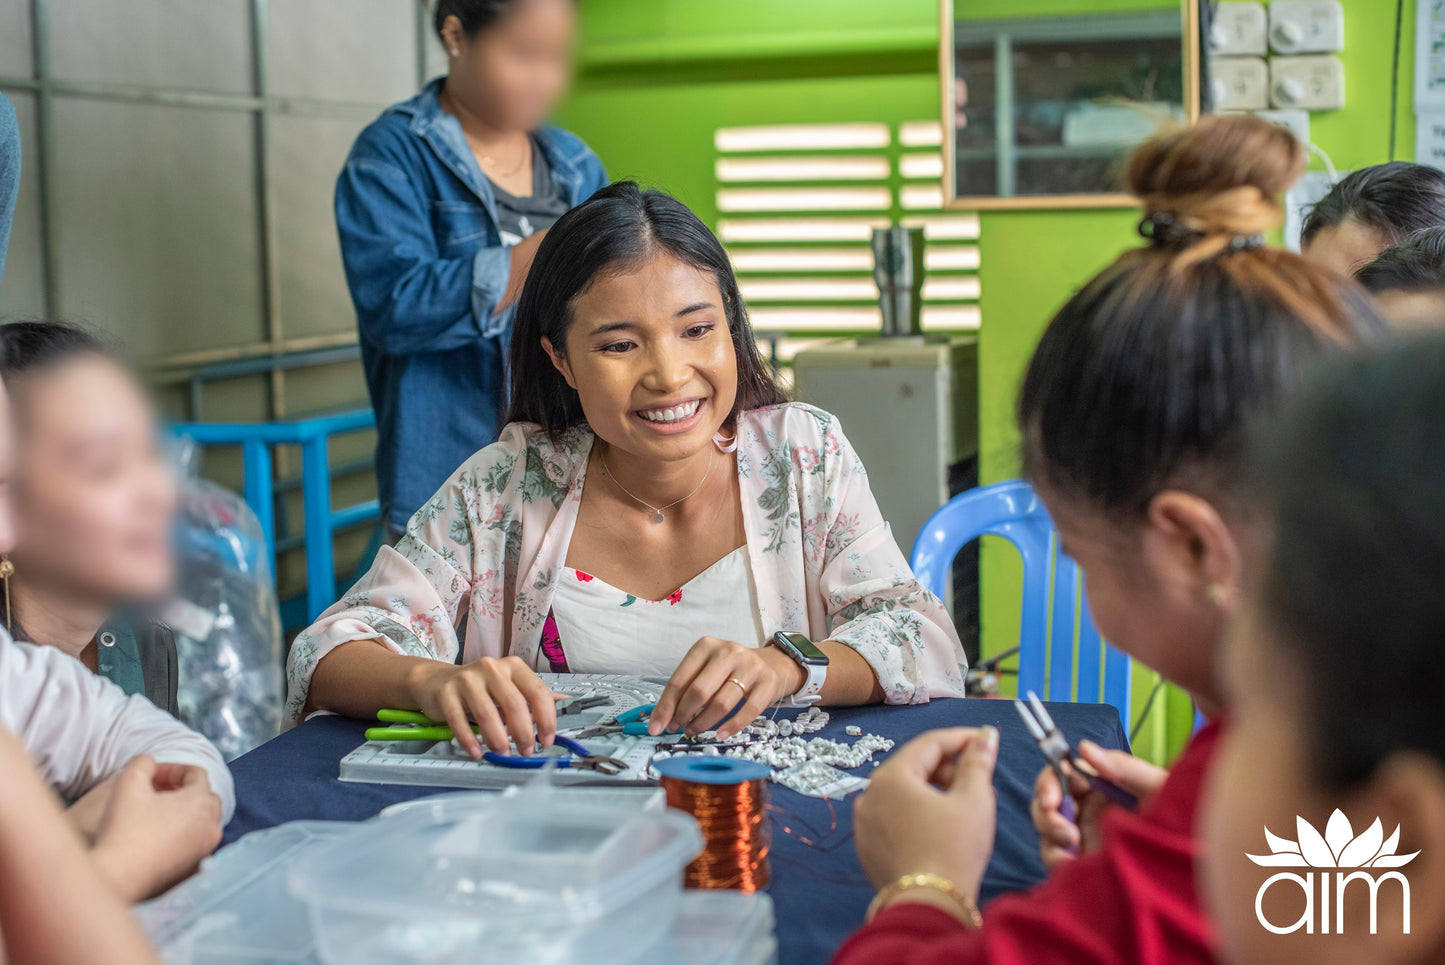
[478,138,529,178]
[601,446,715,524]
[440,88,528,177]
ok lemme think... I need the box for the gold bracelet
[865,872,983,929]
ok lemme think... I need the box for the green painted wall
[556,0,1418,762]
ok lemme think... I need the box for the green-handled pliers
[364,695,613,742]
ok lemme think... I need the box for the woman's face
[1303,217,1389,277]
[450,0,575,131]
[548,253,739,465]
[11,355,176,605]
[1037,485,1229,701]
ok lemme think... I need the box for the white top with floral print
[284,403,968,725]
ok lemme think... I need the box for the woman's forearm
[305,639,444,718]
[494,231,547,316]
[817,640,888,705]
[0,731,160,965]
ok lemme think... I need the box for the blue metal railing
[170,409,379,623]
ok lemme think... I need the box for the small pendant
[651,510,665,524]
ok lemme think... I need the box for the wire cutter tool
[569,702,682,739]
[1014,690,1139,828]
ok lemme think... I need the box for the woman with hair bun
[832,114,1387,965]
[336,0,606,540]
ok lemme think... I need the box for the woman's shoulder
[536,125,603,168]
[446,422,593,495]
[347,108,423,169]
[739,402,843,444]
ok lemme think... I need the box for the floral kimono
[285,403,967,725]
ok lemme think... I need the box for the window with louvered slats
[714,120,981,373]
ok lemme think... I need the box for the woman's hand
[853,727,999,898]
[650,638,806,740]
[1031,740,1168,871]
[90,756,223,902]
[406,655,558,758]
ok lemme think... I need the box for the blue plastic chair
[911,479,1132,725]
[169,409,380,624]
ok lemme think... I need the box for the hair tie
[1138,211,1200,248]
[1226,233,1266,251]
[1138,212,1265,254]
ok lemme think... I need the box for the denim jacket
[335,79,608,530]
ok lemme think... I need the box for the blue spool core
[653,756,771,785]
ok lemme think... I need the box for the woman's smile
[634,397,705,433]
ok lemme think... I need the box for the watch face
[775,631,829,666]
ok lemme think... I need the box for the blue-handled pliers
[568,702,682,739]
[482,734,628,775]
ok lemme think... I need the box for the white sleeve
[0,638,235,824]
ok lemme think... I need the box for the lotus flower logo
[1248,809,1418,869]
[1249,810,1417,936]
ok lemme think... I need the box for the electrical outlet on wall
[1270,55,1345,110]
[1268,1,1345,55]
[1210,2,1268,56]
[1211,57,1270,111]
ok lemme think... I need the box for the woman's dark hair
[1248,334,1445,789]
[1355,225,1445,294]
[1300,161,1445,250]
[1019,114,1388,519]
[433,0,568,39]
[0,320,113,385]
[506,181,787,432]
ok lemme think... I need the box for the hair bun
[1127,114,1306,240]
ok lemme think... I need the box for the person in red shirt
[1203,337,1445,965]
[834,114,1389,965]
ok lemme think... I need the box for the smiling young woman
[290,182,968,755]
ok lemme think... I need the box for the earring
[450,47,460,57]
[0,555,13,634]
[1206,583,1228,608]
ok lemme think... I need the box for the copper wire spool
[655,757,772,892]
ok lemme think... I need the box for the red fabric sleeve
[831,722,1223,965]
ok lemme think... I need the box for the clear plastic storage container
[135,821,348,963]
[287,791,702,965]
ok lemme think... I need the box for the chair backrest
[910,479,1132,724]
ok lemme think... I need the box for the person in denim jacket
[335,0,606,536]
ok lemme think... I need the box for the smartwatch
[768,631,829,707]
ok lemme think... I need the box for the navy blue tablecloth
[226,698,1126,965]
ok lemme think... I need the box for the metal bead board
[339,673,669,788]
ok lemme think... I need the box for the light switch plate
[1210,2,1268,56]
[1211,57,1270,111]
[1213,57,1271,111]
[1270,55,1345,110]
[1253,108,1311,147]
[1269,0,1345,54]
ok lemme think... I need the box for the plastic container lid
[288,789,702,928]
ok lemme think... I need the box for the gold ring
[727,676,748,695]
